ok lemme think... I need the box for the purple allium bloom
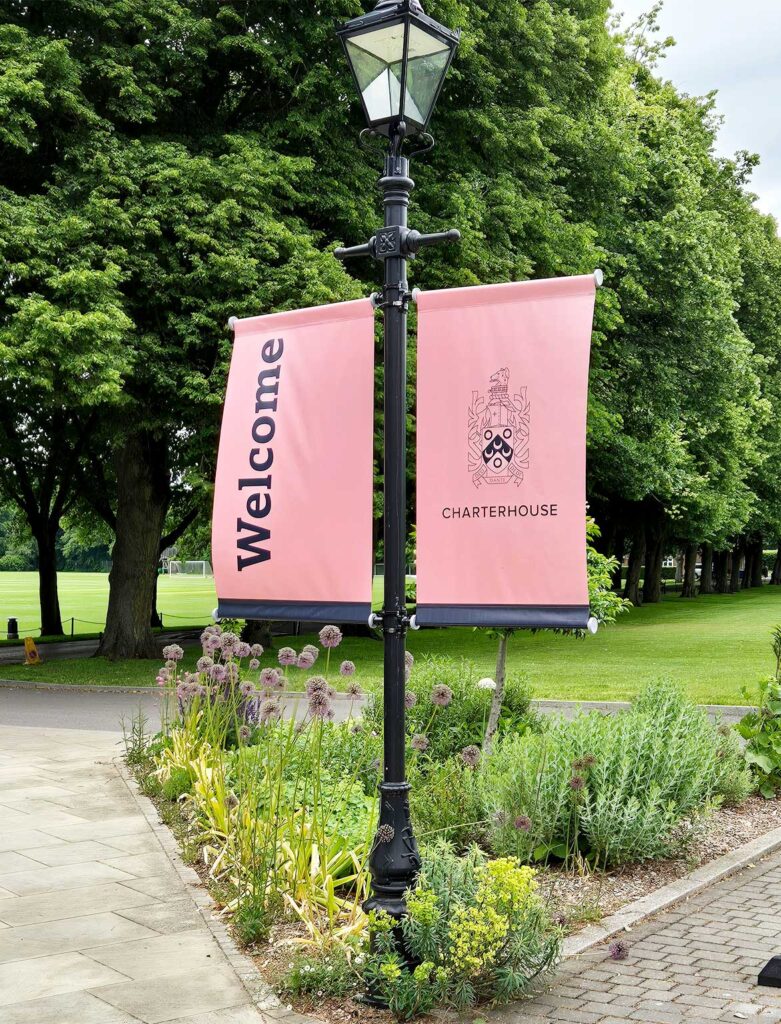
[339,660,356,677]
[302,644,319,662]
[210,663,228,683]
[297,650,316,670]
[569,775,586,792]
[405,651,414,671]
[249,658,260,671]
[308,690,332,718]
[608,941,629,962]
[165,660,177,672]
[226,662,239,683]
[176,684,188,700]
[581,753,597,769]
[158,667,170,681]
[278,647,297,667]
[259,698,282,724]
[370,757,381,771]
[460,745,481,768]
[250,643,264,658]
[236,641,251,659]
[220,632,240,654]
[238,724,251,742]
[162,644,184,662]
[430,683,453,708]
[155,676,166,687]
[493,809,508,826]
[319,624,343,649]
[239,681,254,698]
[404,690,417,710]
[306,675,329,696]
[259,667,279,690]
[350,723,363,735]
[204,634,221,653]
[196,656,213,672]
[346,680,363,698]
[411,734,429,753]
[514,815,533,833]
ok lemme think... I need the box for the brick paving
[488,852,781,1023]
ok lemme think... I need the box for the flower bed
[129,625,766,1020]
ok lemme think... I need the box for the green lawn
[2,576,780,704]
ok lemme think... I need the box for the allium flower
[220,632,240,654]
[569,775,586,792]
[302,644,319,662]
[404,690,417,710]
[210,663,228,683]
[239,681,254,698]
[350,723,363,735]
[226,662,239,683]
[376,824,395,844]
[250,643,264,658]
[411,734,429,753]
[477,677,497,690]
[306,675,329,696]
[319,625,343,649]
[278,647,297,667]
[608,941,629,962]
[165,660,177,672]
[155,676,166,687]
[196,656,213,672]
[237,724,251,742]
[460,745,481,768]
[200,628,214,645]
[236,641,251,659]
[203,634,221,653]
[249,658,260,671]
[339,660,356,677]
[581,753,597,769]
[158,667,170,681]
[514,815,533,833]
[404,651,414,670]
[297,650,316,670]
[259,667,280,690]
[346,681,363,698]
[493,810,508,826]
[162,644,184,662]
[259,698,282,724]
[308,690,332,719]
[430,683,453,708]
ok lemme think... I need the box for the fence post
[71,617,75,637]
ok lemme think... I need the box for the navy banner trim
[415,605,591,629]
[217,599,371,624]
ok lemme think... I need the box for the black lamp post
[334,0,460,928]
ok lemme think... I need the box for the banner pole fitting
[411,288,421,304]
[227,316,238,331]
[593,269,604,288]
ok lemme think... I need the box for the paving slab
[0,724,299,1023]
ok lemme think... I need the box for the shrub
[737,626,781,798]
[481,680,752,868]
[281,946,360,999]
[408,757,484,848]
[363,656,537,763]
[365,841,559,1017]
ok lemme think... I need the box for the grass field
[1,572,780,704]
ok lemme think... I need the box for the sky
[614,0,781,223]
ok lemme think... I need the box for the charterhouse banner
[213,299,375,623]
[415,275,597,628]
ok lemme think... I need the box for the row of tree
[0,1,779,657]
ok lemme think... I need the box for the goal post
[163,559,212,576]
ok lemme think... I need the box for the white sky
[613,0,781,223]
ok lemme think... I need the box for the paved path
[0,724,295,1024]
[489,851,781,1023]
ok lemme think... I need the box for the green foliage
[409,756,484,848]
[365,842,559,1017]
[363,656,537,763]
[737,625,781,797]
[281,946,360,999]
[481,680,752,868]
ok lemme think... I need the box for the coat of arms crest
[468,368,530,488]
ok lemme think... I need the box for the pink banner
[212,299,375,623]
[415,275,597,628]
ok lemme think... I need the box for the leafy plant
[364,842,559,1018]
[737,625,781,797]
[481,680,751,867]
[281,946,361,999]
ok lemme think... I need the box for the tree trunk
[681,543,698,598]
[611,531,625,592]
[241,619,274,650]
[749,537,765,588]
[700,542,714,594]
[33,524,63,636]
[772,544,781,586]
[715,550,730,593]
[674,550,684,584]
[729,538,743,593]
[643,513,665,604]
[150,571,162,629]
[623,521,644,606]
[97,432,169,660]
[484,630,510,755]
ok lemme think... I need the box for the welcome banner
[415,275,597,628]
[213,299,375,623]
